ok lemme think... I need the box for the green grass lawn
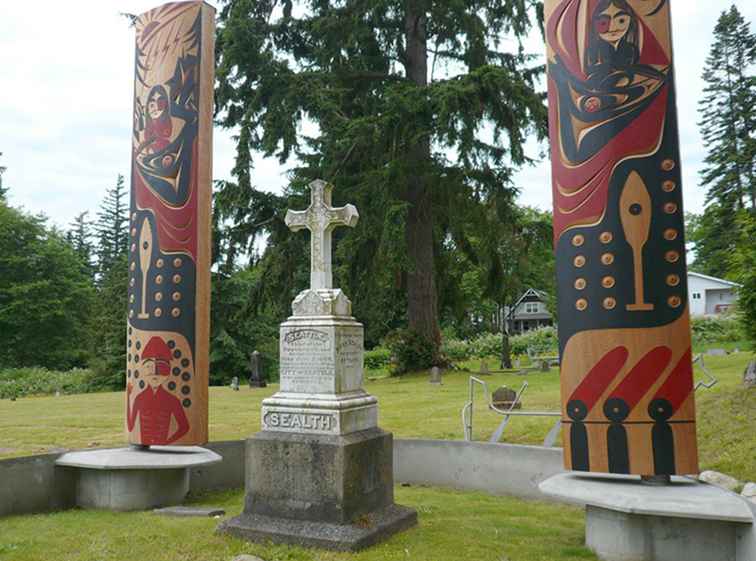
[0,486,597,561]
[0,353,754,480]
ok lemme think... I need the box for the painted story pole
[125,1,214,446]
[544,0,699,476]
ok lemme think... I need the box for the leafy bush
[690,315,745,346]
[384,329,436,375]
[509,326,559,357]
[469,332,502,358]
[0,367,93,399]
[364,347,392,370]
[441,337,472,361]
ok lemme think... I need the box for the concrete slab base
[539,473,755,561]
[55,446,221,511]
[218,504,417,551]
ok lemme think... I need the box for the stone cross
[285,179,359,290]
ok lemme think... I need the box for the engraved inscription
[280,327,334,393]
[263,411,337,433]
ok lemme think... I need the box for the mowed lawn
[0,353,754,480]
[0,486,597,561]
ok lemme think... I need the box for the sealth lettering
[264,411,336,432]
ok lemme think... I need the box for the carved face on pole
[594,2,632,46]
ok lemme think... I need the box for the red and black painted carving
[545,0,698,475]
[126,2,214,446]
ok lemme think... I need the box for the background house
[687,271,740,316]
[506,289,553,334]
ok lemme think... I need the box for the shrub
[509,326,559,357]
[384,329,436,375]
[364,347,392,370]
[690,315,745,346]
[0,367,92,399]
[441,337,472,361]
[470,332,502,358]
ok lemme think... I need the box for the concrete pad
[539,472,754,523]
[55,447,222,511]
[539,473,755,561]
[154,506,226,517]
[55,446,221,470]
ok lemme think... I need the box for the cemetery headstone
[248,350,267,388]
[125,1,214,446]
[231,377,240,391]
[429,366,442,385]
[707,348,727,357]
[744,360,756,388]
[492,387,521,410]
[478,361,490,376]
[219,180,416,550]
[545,0,698,476]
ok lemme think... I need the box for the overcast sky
[1,0,754,231]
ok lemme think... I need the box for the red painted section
[569,346,629,410]
[653,348,693,411]
[126,385,190,445]
[609,346,672,409]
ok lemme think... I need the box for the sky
[1,0,755,232]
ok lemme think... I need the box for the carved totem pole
[126,1,214,446]
[545,0,699,475]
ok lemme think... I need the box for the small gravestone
[707,348,727,357]
[744,360,756,388]
[479,361,491,375]
[513,358,521,369]
[429,366,442,385]
[248,350,267,388]
[540,359,550,372]
[492,387,521,410]
[230,377,240,391]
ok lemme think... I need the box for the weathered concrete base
[540,472,755,561]
[223,428,416,550]
[586,505,738,561]
[219,504,417,551]
[55,446,221,512]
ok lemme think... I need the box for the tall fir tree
[698,5,756,211]
[215,0,547,361]
[0,152,8,201]
[95,174,129,277]
[67,211,95,280]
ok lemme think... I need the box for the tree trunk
[500,328,512,369]
[403,1,441,352]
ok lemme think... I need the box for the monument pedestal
[218,182,416,550]
[539,472,755,561]
[55,446,221,511]
[219,428,417,550]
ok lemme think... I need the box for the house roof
[507,288,549,319]
[687,271,742,289]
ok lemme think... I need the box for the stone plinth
[219,428,416,550]
[55,446,221,511]
[260,302,378,437]
[539,472,755,561]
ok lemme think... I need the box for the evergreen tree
[0,152,8,200]
[698,5,756,211]
[215,0,547,362]
[0,203,94,369]
[95,174,129,276]
[67,211,95,279]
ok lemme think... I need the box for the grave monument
[56,1,220,511]
[538,1,754,560]
[219,180,417,550]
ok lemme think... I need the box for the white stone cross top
[285,179,359,290]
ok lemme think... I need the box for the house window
[524,302,539,313]
[692,293,701,300]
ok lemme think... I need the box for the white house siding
[686,272,739,316]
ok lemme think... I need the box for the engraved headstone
[479,361,490,376]
[248,350,267,388]
[492,387,521,410]
[744,360,756,389]
[429,366,442,385]
[230,377,240,391]
[221,179,416,549]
